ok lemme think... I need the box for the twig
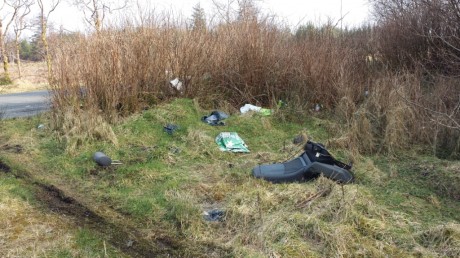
[296,189,329,209]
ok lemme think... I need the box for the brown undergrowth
[47,3,459,157]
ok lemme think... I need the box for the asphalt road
[0,90,51,119]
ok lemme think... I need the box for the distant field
[0,62,48,94]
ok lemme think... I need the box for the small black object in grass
[163,124,179,135]
[203,209,225,222]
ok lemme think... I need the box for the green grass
[0,171,124,257]
[74,228,124,257]
[1,98,459,257]
[0,75,12,85]
[0,175,34,203]
[370,156,460,223]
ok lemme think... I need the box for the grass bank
[1,99,459,257]
[0,159,124,257]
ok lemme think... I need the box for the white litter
[315,104,321,112]
[240,104,262,114]
[170,78,183,91]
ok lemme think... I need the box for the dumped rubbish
[252,141,353,183]
[93,152,112,166]
[93,152,122,167]
[277,100,287,109]
[240,103,261,113]
[37,124,45,130]
[240,104,272,116]
[163,124,179,135]
[314,104,321,112]
[259,109,272,116]
[170,78,183,91]
[202,111,229,126]
[203,209,225,222]
[215,132,250,153]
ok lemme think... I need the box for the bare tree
[0,0,23,82]
[371,0,460,73]
[10,0,33,78]
[37,0,60,80]
[237,0,259,22]
[371,0,460,131]
[73,0,128,34]
[211,0,237,24]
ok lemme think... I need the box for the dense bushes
[373,0,460,72]
[49,1,459,158]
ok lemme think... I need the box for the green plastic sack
[215,132,250,153]
[259,108,272,116]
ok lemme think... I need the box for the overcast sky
[45,0,371,33]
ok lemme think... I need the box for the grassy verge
[0,166,123,257]
[1,99,459,257]
[0,62,48,94]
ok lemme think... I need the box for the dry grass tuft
[51,107,118,152]
[349,110,376,153]
[416,223,460,257]
[193,175,414,256]
[0,196,76,257]
[383,88,416,154]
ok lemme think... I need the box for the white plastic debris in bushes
[240,104,273,116]
[170,77,183,91]
[315,104,321,112]
[240,104,261,114]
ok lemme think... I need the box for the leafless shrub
[47,1,459,157]
[49,9,369,115]
[367,0,460,157]
[372,0,460,73]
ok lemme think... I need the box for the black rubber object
[93,152,112,167]
[252,153,354,184]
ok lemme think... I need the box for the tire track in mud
[0,159,181,257]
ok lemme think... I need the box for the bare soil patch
[0,144,24,154]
